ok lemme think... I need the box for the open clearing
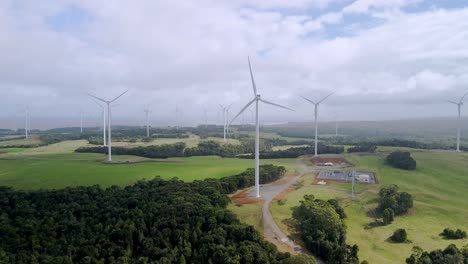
[269,150,468,263]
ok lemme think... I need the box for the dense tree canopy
[292,195,360,264]
[386,151,417,170]
[406,244,468,264]
[0,165,316,264]
[378,185,413,215]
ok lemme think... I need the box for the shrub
[386,151,416,170]
[440,228,467,239]
[390,229,408,243]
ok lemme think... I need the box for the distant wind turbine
[447,90,468,152]
[87,90,128,162]
[79,109,85,133]
[144,104,152,137]
[301,92,334,156]
[334,112,339,137]
[219,104,232,142]
[230,57,294,198]
[25,105,30,139]
[94,101,107,146]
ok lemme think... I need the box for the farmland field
[269,150,468,263]
[0,141,296,190]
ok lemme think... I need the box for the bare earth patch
[231,189,260,205]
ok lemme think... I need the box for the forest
[0,165,318,264]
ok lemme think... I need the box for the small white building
[356,174,370,183]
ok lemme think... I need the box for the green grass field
[269,151,468,263]
[0,148,296,190]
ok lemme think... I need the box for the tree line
[0,165,320,264]
[76,141,344,159]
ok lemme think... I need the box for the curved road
[245,157,323,263]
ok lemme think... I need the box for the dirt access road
[244,157,324,263]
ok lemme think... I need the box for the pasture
[0,139,296,190]
[269,150,468,263]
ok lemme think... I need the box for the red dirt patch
[310,156,345,164]
[231,189,260,205]
[273,188,294,201]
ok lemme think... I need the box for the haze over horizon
[2,0,468,128]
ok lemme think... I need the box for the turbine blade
[447,100,459,105]
[460,90,468,103]
[260,99,295,111]
[110,90,129,103]
[317,92,334,104]
[300,95,315,105]
[87,93,106,103]
[248,56,258,96]
[229,98,256,125]
[94,100,104,109]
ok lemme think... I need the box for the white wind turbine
[79,109,85,133]
[24,105,30,139]
[300,92,334,157]
[219,104,232,142]
[230,57,294,198]
[144,104,152,137]
[447,90,468,152]
[94,101,107,146]
[87,90,128,162]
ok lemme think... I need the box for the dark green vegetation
[440,228,467,240]
[347,144,376,153]
[0,165,316,264]
[406,244,468,264]
[292,195,360,264]
[76,143,187,158]
[378,185,413,216]
[389,229,408,243]
[382,208,395,225]
[386,151,417,170]
[76,140,343,159]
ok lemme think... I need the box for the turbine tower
[144,105,151,137]
[219,104,232,142]
[301,92,334,156]
[230,57,294,198]
[79,110,84,133]
[25,105,30,139]
[447,90,468,152]
[94,101,107,146]
[88,90,128,162]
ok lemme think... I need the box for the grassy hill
[269,150,468,263]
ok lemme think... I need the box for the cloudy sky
[1,0,468,129]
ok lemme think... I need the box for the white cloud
[1,0,468,128]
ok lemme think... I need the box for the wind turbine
[79,109,85,133]
[219,104,232,141]
[144,105,151,137]
[87,90,128,162]
[300,92,334,156]
[24,105,30,139]
[94,101,107,146]
[447,90,468,152]
[334,112,339,137]
[230,57,294,198]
